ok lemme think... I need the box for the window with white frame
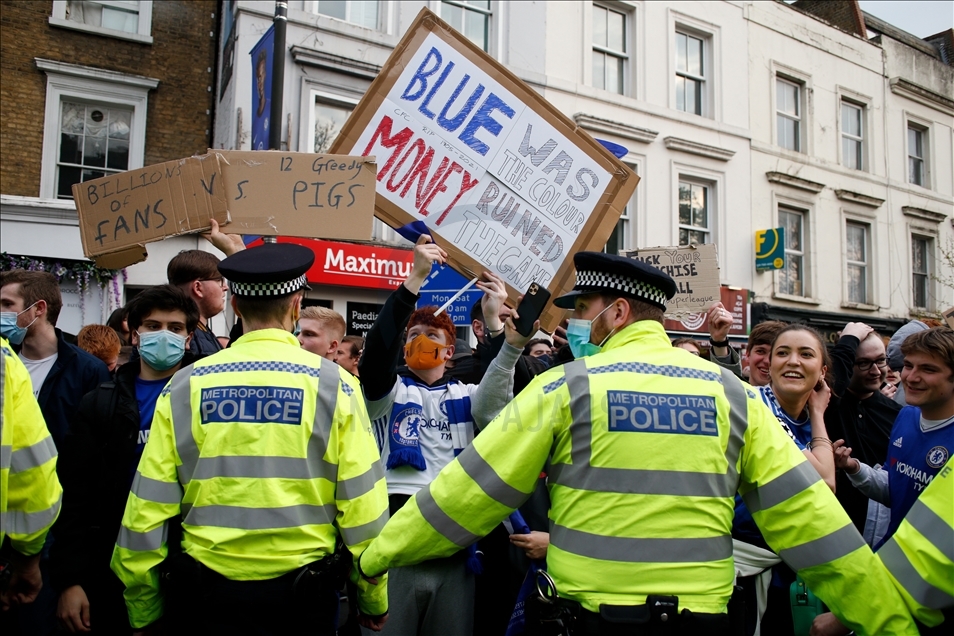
[441,1,491,52]
[37,59,156,200]
[56,101,132,198]
[912,235,932,309]
[678,180,709,245]
[592,3,628,95]
[778,205,807,297]
[907,123,928,187]
[50,1,153,43]
[313,101,352,153]
[841,100,864,170]
[604,164,635,254]
[845,221,870,304]
[776,77,802,152]
[313,1,379,30]
[675,31,705,115]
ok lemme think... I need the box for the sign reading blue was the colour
[755,227,785,271]
[330,7,639,332]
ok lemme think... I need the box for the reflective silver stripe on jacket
[880,533,954,610]
[778,523,865,571]
[169,357,341,487]
[9,436,57,474]
[456,446,530,509]
[117,522,168,552]
[131,470,182,505]
[339,509,389,546]
[416,483,481,548]
[9,494,62,535]
[550,522,733,563]
[548,361,749,498]
[182,502,337,529]
[741,461,821,514]
[0,350,8,473]
[903,498,954,561]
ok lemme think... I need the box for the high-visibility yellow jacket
[110,329,389,628]
[877,456,953,628]
[360,320,918,635]
[0,338,62,554]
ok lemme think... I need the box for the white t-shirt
[20,352,57,398]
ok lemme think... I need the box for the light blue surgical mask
[0,302,39,346]
[138,330,187,371]
[566,304,616,359]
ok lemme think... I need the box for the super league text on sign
[331,7,638,332]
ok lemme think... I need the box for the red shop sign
[257,237,414,290]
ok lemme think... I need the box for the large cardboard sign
[73,154,228,269]
[330,7,638,332]
[622,244,720,316]
[215,151,375,240]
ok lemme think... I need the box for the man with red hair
[358,235,536,636]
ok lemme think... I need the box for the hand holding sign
[476,270,508,333]
[406,235,447,294]
[707,302,733,342]
[201,219,246,256]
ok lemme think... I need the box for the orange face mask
[404,333,448,370]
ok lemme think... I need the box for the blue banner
[250,25,275,151]
[417,263,482,327]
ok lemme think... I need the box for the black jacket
[824,335,901,532]
[50,354,198,595]
[20,329,111,450]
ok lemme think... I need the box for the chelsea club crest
[926,445,949,469]
[391,406,424,447]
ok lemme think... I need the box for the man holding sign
[358,235,536,636]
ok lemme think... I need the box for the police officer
[110,243,389,635]
[813,456,953,636]
[878,456,952,634]
[355,252,918,635]
[1,337,62,610]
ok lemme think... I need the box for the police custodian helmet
[217,242,315,297]
[554,251,677,311]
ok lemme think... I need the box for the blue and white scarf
[386,375,474,470]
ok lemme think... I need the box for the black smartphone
[512,282,551,337]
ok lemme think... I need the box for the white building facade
[3,1,949,340]
[211,0,952,341]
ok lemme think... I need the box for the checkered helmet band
[576,269,669,308]
[229,273,307,297]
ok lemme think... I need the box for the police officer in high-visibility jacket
[879,456,952,633]
[1,337,62,610]
[110,243,389,634]
[355,252,918,636]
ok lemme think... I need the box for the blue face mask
[566,304,616,359]
[0,302,39,346]
[138,330,187,371]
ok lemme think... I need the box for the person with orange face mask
[357,235,537,636]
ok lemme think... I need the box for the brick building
[0,0,219,334]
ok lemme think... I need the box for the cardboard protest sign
[214,151,375,240]
[73,154,228,268]
[329,7,638,332]
[944,306,954,330]
[622,244,721,316]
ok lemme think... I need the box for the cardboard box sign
[213,151,376,240]
[621,244,721,316]
[329,7,638,332]
[73,154,228,268]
